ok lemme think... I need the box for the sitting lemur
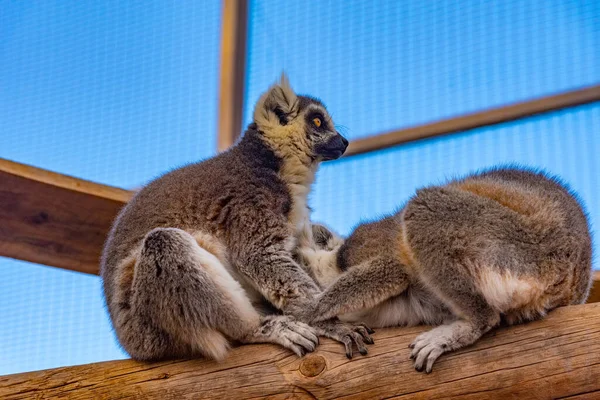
[101,75,373,362]
[295,167,593,373]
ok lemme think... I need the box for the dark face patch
[314,135,349,160]
[296,95,349,160]
[297,95,325,111]
[305,110,330,133]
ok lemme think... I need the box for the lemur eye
[313,117,322,128]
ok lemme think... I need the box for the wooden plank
[345,84,600,157]
[0,158,131,203]
[589,271,600,304]
[0,158,132,274]
[1,303,599,399]
[217,0,248,152]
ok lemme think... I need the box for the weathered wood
[217,0,248,152]
[589,271,600,304]
[1,303,599,399]
[0,158,131,274]
[345,84,600,157]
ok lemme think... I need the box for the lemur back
[299,167,592,373]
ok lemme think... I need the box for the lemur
[100,75,373,362]
[295,167,592,373]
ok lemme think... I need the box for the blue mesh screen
[244,0,600,140]
[0,260,123,375]
[0,1,221,188]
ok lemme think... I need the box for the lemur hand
[312,318,374,359]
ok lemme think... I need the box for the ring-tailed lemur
[296,167,592,372]
[101,74,373,362]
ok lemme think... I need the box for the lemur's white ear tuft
[279,72,292,94]
[253,73,299,126]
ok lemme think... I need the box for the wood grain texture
[0,159,132,203]
[345,84,600,157]
[217,0,248,152]
[0,158,131,274]
[2,303,599,399]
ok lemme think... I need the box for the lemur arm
[228,209,322,315]
[228,209,374,358]
[311,257,410,322]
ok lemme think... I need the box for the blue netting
[245,0,599,139]
[0,1,221,188]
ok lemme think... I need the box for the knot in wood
[299,355,326,377]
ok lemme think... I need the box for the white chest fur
[279,159,317,248]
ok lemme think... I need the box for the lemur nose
[341,136,349,147]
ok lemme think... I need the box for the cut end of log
[299,355,327,378]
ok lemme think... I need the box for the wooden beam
[345,84,600,157]
[1,303,599,399]
[217,0,248,153]
[0,158,132,274]
[589,271,600,304]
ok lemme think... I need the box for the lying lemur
[101,75,373,362]
[296,167,592,373]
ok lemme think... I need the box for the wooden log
[1,303,599,399]
[345,84,600,157]
[589,271,600,304]
[0,158,131,274]
[217,0,248,152]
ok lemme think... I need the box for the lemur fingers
[409,320,482,373]
[312,318,374,359]
[246,315,319,357]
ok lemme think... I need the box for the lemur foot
[313,319,374,359]
[250,315,319,357]
[409,322,471,373]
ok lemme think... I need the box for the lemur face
[298,95,349,161]
[253,74,349,162]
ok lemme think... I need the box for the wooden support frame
[217,0,248,152]
[345,84,600,157]
[2,303,599,399]
[0,159,131,274]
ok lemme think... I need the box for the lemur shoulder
[100,75,372,362]
[297,167,592,373]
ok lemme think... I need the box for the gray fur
[300,167,593,372]
[100,76,371,361]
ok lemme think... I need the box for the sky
[0,0,599,375]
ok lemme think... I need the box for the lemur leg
[127,228,318,360]
[312,258,409,323]
[404,188,501,373]
[408,283,499,373]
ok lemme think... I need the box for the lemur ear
[253,72,299,126]
[312,223,344,250]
